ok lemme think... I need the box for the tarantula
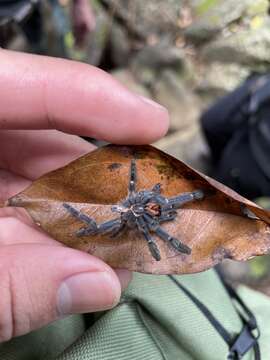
[63,159,204,261]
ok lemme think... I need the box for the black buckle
[227,324,259,359]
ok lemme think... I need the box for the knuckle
[0,266,15,342]
[0,256,31,342]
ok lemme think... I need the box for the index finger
[0,50,169,144]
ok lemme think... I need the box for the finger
[0,216,58,245]
[0,169,30,202]
[0,130,94,180]
[0,50,169,144]
[114,269,132,291]
[0,240,129,341]
[0,169,40,227]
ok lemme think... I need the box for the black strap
[216,270,261,360]
[168,273,261,360]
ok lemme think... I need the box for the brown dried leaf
[7,145,270,274]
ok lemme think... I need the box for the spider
[63,159,204,261]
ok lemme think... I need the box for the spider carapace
[63,159,204,261]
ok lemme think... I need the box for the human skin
[0,50,169,342]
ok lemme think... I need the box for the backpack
[201,74,270,199]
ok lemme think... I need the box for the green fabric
[1,269,270,359]
[0,315,86,360]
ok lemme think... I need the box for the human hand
[0,50,169,342]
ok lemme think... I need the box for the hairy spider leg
[63,203,98,230]
[159,206,178,223]
[168,190,204,208]
[136,216,161,261]
[142,213,158,228]
[138,183,161,205]
[110,222,125,238]
[142,213,191,255]
[110,214,128,238]
[152,183,161,193]
[155,227,191,255]
[158,212,177,222]
[77,218,122,237]
[129,159,137,195]
[140,192,168,206]
[140,192,156,204]
[143,211,177,228]
[153,194,168,206]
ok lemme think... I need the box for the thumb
[0,223,128,342]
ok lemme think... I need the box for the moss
[249,256,270,279]
[195,0,220,16]
[247,0,268,16]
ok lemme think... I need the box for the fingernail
[57,271,118,315]
[114,269,132,290]
[138,95,167,110]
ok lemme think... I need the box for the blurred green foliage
[249,256,270,279]
[247,0,268,16]
[195,0,219,16]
